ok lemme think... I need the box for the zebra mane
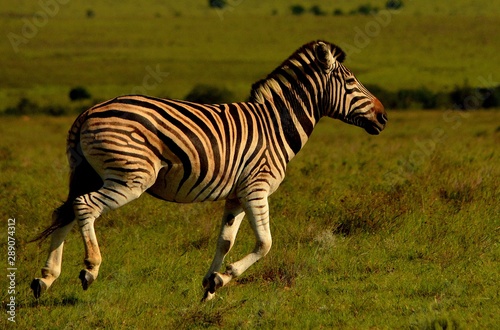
[249,40,346,104]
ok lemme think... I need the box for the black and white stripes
[32,40,387,300]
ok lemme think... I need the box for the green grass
[1,110,499,329]
[1,0,499,328]
[1,0,499,110]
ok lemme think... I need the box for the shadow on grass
[173,299,248,329]
[410,314,463,330]
[21,293,81,308]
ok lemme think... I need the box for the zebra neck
[258,85,320,160]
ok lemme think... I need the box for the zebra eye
[346,78,356,86]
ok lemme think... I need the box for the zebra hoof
[201,290,215,302]
[31,278,47,299]
[208,273,224,292]
[79,270,95,291]
[201,273,223,302]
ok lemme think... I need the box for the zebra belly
[147,166,238,203]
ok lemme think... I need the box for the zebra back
[67,40,384,204]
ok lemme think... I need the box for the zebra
[31,40,387,301]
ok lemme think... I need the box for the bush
[450,84,500,110]
[86,9,95,18]
[44,105,68,116]
[365,85,397,109]
[397,87,437,109]
[69,86,91,101]
[333,8,344,16]
[184,84,234,104]
[481,86,500,108]
[357,4,379,15]
[290,5,306,15]
[4,97,40,116]
[209,0,225,9]
[434,91,452,109]
[386,0,404,10]
[310,5,326,16]
[367,85,447,110]
[3,97,71,116]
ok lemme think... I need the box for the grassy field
[1,0,499,328]
[1,0,499,110]
[1,110,499,329]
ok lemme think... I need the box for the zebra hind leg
[31,150,102,299]
[74,180,146,291]
[31,218,75,298]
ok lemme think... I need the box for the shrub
[480,86,500,108]
[333,8,344,16]
[357,4,379,15]
[44,105,68,116]
[290,5,306,15]
[69,86,91,101]
[394,88,436,109]
[450,84,500,110]
[184,84,234,104]
[367,85,441,110]
[365,84,398,109]
[3,98,71,116]
[449,84,474,110]
[433,91,452,109]
[208,0,225,9]
[310,5,326,16]
[4,97,40,116]
[386,0,404,10]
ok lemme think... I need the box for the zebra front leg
[202,199,245,301]
[31,221,75,298]
[202,194,272,301]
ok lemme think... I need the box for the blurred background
[1,0,499,114]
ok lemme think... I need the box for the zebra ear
[314,42,335,71]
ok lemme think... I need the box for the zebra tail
[29,200,75,243]
[30,111,103,243]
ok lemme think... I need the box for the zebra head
[314,41,387,135]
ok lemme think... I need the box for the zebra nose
[373,98,387,125]
[377,112,388,126]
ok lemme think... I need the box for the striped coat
[31,40,387,301]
